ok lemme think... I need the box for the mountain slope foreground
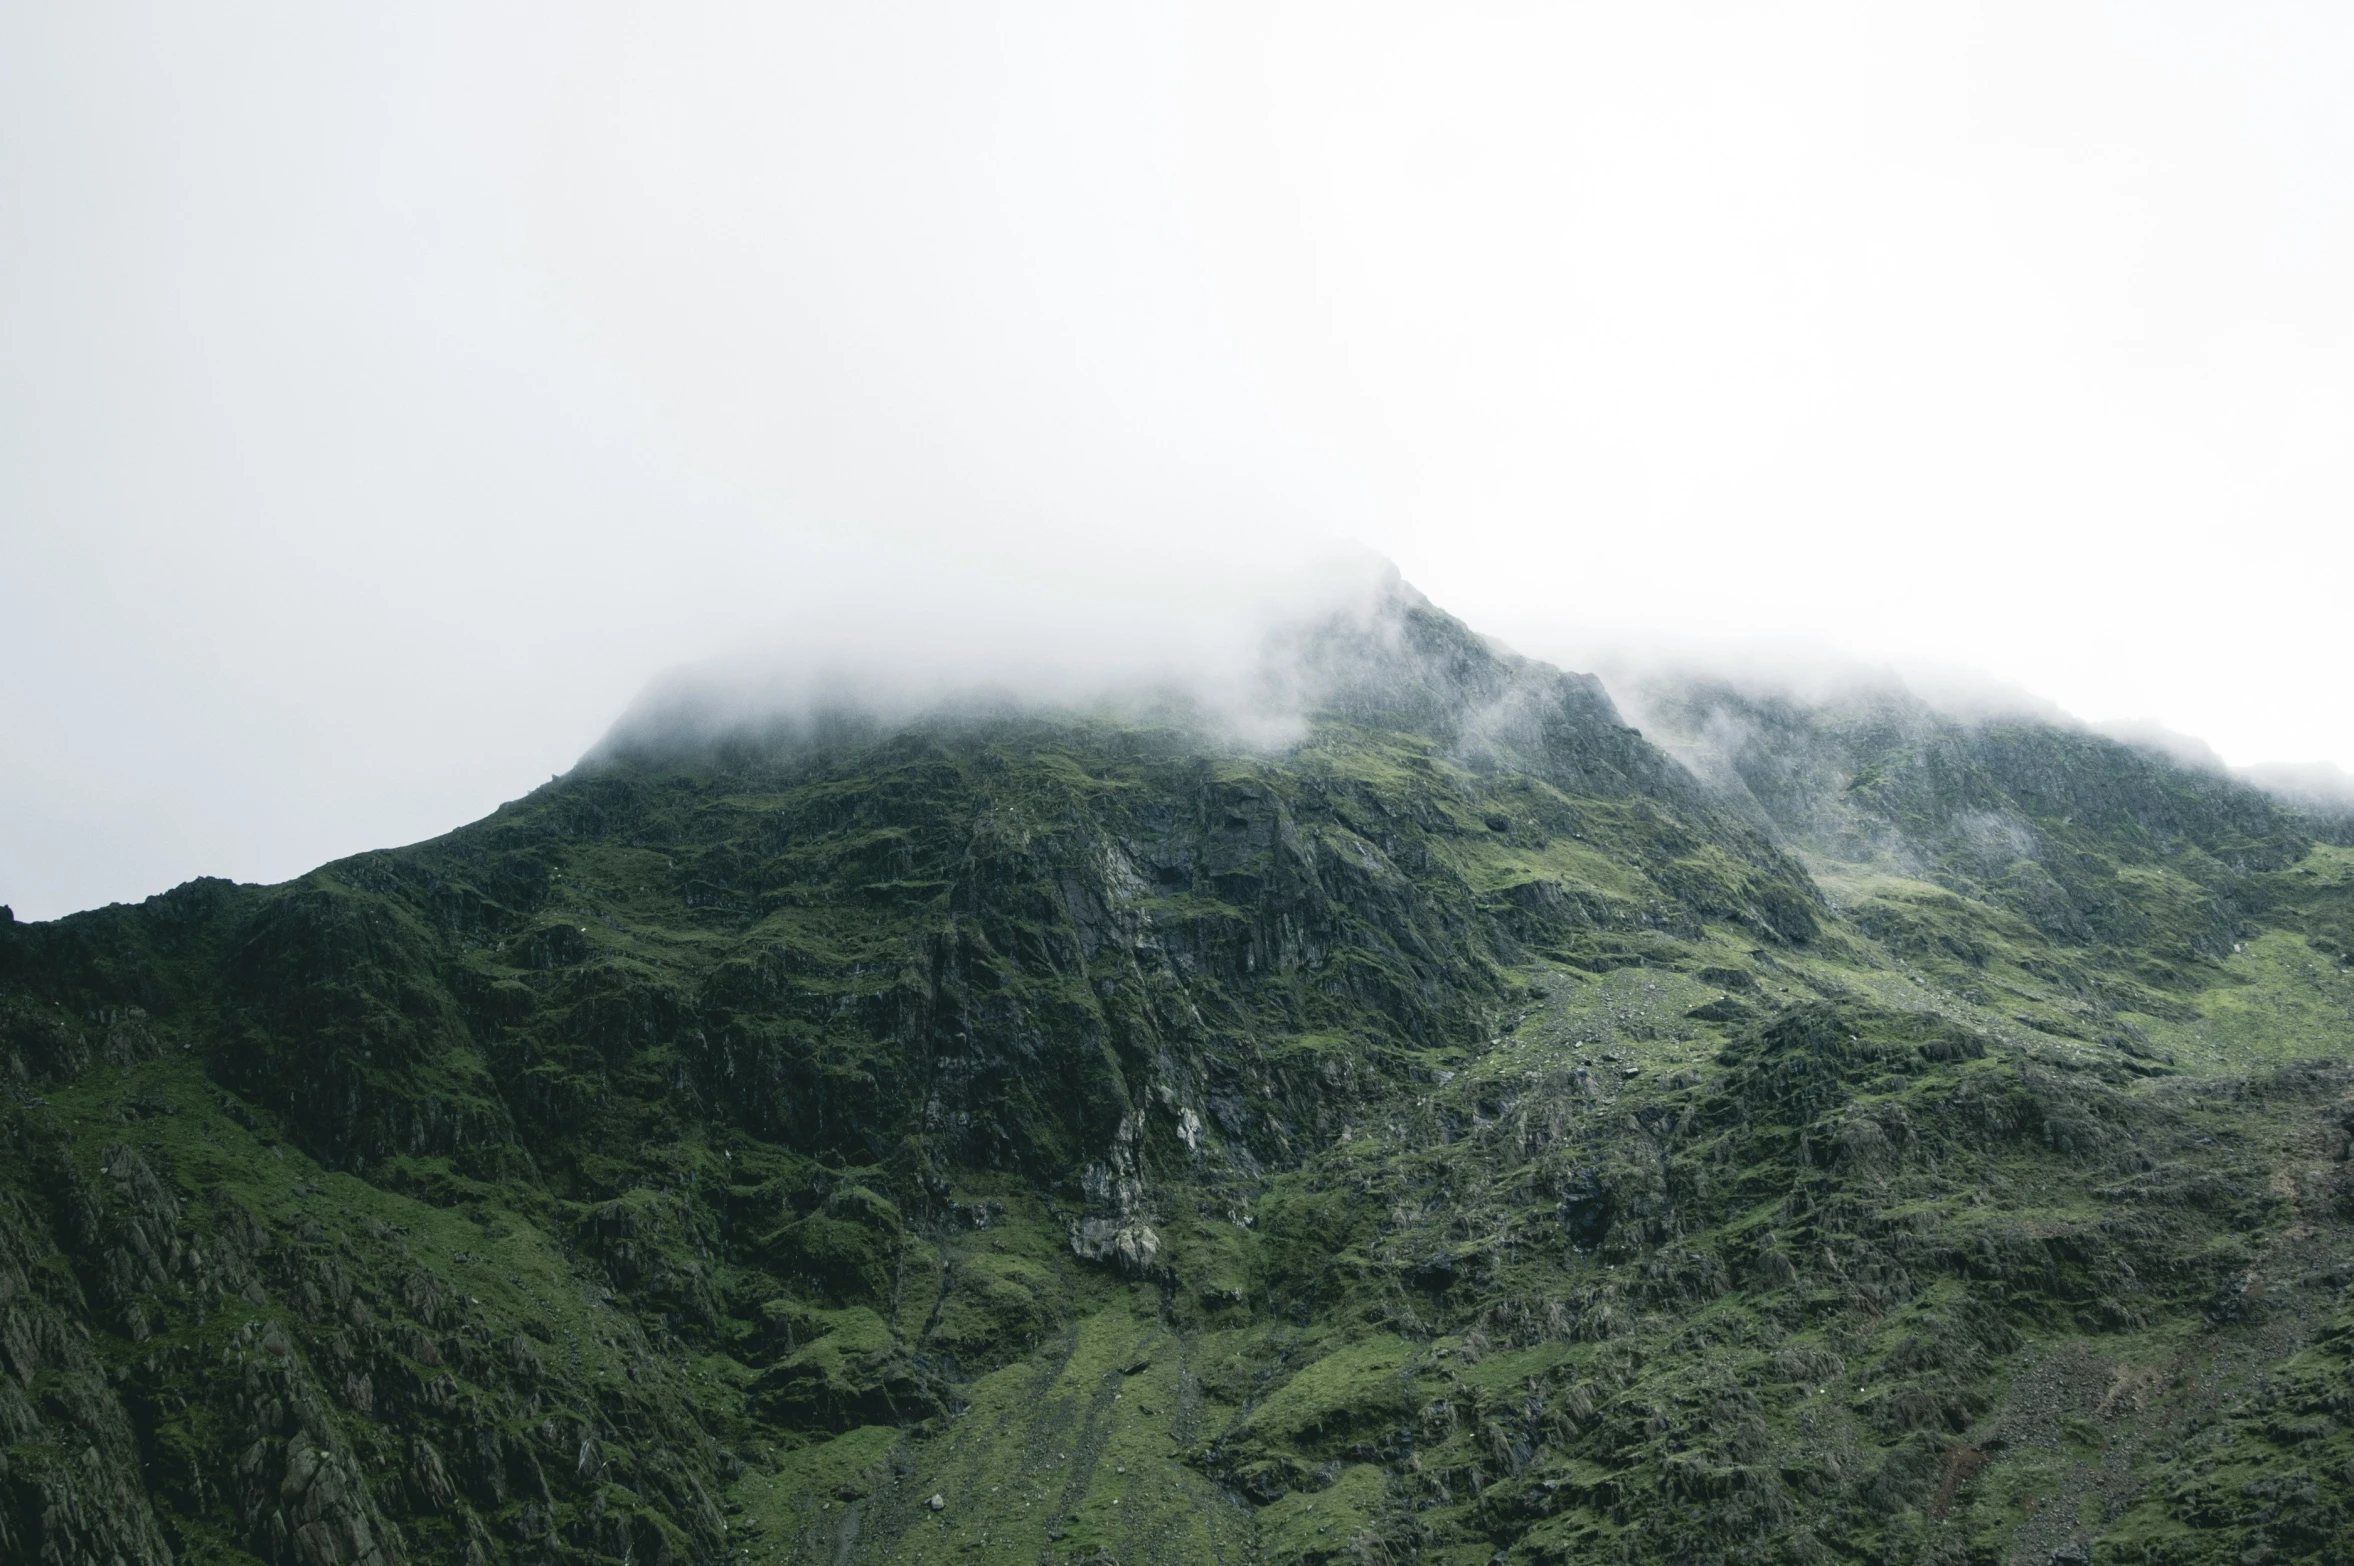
[6,587,2354,1566]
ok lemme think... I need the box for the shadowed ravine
[6,587,2354,1566]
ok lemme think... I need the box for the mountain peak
[5,590,2354,1566]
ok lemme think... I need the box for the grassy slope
[5,649,2354,1566]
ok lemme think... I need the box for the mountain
[5,584,2353,1566]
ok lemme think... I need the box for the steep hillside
[4,593,2353,1566]
[1630,678,2354,1072]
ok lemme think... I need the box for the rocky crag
[5,586,2354,1566]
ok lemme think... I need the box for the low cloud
[590,543,1404,762]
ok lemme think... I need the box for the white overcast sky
[4,2,2351,919]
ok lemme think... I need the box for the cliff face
[5,595,2354,1566]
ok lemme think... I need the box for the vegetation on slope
[4,595,2351,1566]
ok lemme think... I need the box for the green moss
[925,1251,1065,1372]
[1257,1461,1394,1563]
[1234,1334,1418,1457]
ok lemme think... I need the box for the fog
[588,545,1402,761]
[6,4,2353,918]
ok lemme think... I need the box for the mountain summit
[5,587,2353,1566]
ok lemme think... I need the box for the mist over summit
[593,569,1659,793]
[594,564,2350,845]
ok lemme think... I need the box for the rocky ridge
[4,586,2353,1565]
